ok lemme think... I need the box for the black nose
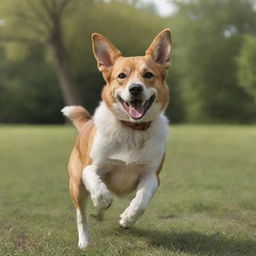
[129,84,143,96]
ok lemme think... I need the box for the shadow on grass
[127,228,256,256]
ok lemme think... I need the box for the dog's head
[92,29,171,122]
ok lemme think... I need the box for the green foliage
[0,0,256,123]
[236,34,256,101]
[0,1,184,123]
[4,43,29,61]
[0,0,46,45]
[0,47,63,123]
[167,0,256,123]
[0,125,256,255]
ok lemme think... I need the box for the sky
[143,0,176,16]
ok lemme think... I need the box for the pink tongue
[128,105,144,119]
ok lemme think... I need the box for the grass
[0,125,255,256]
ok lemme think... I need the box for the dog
[61,28,171,248]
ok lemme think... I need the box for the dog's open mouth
[117,95,155,120]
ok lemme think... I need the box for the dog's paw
[119,212,135,228]
[119,207,144,228]
[119,216,133,229]
[91,185,113,210]
[78,239,89,249]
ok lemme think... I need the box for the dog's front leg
[119,172,158,228]
[82,165,113,210]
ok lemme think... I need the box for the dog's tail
[61,106,91,132]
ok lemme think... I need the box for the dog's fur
[62,29,172,248]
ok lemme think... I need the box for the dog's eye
[143,72,154,79]
[118,73,126,79]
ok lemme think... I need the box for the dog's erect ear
[92,33,122,72]
[145,29,172,67]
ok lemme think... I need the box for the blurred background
[0,0,255,125]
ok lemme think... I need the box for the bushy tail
[61,106,91,131]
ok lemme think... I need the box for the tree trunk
[49,21,81,106]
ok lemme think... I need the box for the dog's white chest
[90,102,169,195]
[95,135,152,194]
[92,126,164,166]
[107,134,148,164]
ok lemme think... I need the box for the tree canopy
[236,34,256,102]
[166,0,256,122]
[0,0,255,124]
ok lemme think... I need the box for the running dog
[62,28,171,248]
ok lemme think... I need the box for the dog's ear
[145,29,172,67]
[92,33,122,72]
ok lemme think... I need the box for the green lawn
[0,125,255,256]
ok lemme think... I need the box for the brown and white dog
[61,29,171,248]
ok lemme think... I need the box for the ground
[0,125,255,256]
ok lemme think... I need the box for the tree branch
[0,36,45,44]
[13,11,39,23]
[58,0,70,15]
[26,0,52,30]
[11,11,46,35]
[41,0,54,17]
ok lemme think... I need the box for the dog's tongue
[129,101,144,119]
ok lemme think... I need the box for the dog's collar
[120,120,152,131]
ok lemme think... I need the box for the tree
[236,35,256,102]
[167,0,256,122]
[1,1,175,123]
[0,0,84,105]
[0,46,63,123]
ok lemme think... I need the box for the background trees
[167,0,256,123]
[0,0,255,124]
[237,35,256,102]
[0,0,85,106]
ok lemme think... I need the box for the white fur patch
[82,165,113,209]
[119,173,158,228]
[76,209,89,249]
[61,106,78,118]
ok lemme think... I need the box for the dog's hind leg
[69,179,90,248]
[68,147,90,248]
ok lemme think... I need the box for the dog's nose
[129,84,143,96]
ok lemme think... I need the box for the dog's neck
[120,120,152,131]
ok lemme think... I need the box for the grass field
[0,125,255,256]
